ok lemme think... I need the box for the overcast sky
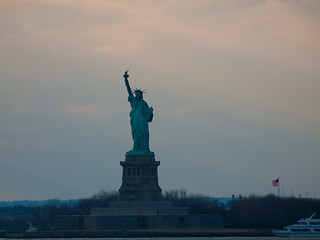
[1,0,319,201]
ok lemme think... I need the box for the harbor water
[3,238,319,240]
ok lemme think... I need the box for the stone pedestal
[119,154,162,202]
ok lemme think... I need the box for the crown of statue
[133,88,145,94]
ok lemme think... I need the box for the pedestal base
[119,154,162,201]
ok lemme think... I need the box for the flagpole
[278,177,280,198]
[272,178,280,197]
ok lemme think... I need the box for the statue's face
[135,91,143,100]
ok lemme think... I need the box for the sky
[0,0,319,201]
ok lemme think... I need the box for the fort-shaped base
[91,202,189,216]
[55,214,223,230]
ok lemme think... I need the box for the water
[3,238,317,240]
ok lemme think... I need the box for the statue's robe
[128,95,153,153]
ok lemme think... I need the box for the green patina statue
[123,71,154,155]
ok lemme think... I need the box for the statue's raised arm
[123,70,133,97]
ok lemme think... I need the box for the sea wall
[5,228,275,238]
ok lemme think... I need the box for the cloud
[12,101,31,114]
[22,22,37,32]
[49,48,57,56]
[0,141,18,148]
[65,104,118,116]
[91,38,140,54]
[171,105,193,116]
[2,0,318,70]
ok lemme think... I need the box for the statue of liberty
[123,71,154,155]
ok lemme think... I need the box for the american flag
[272,178,279,186]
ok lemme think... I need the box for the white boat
[26,222,39,232]
[273,212,320,238]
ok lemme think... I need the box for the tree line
[224,193,320,228]
[1,190,320,232]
